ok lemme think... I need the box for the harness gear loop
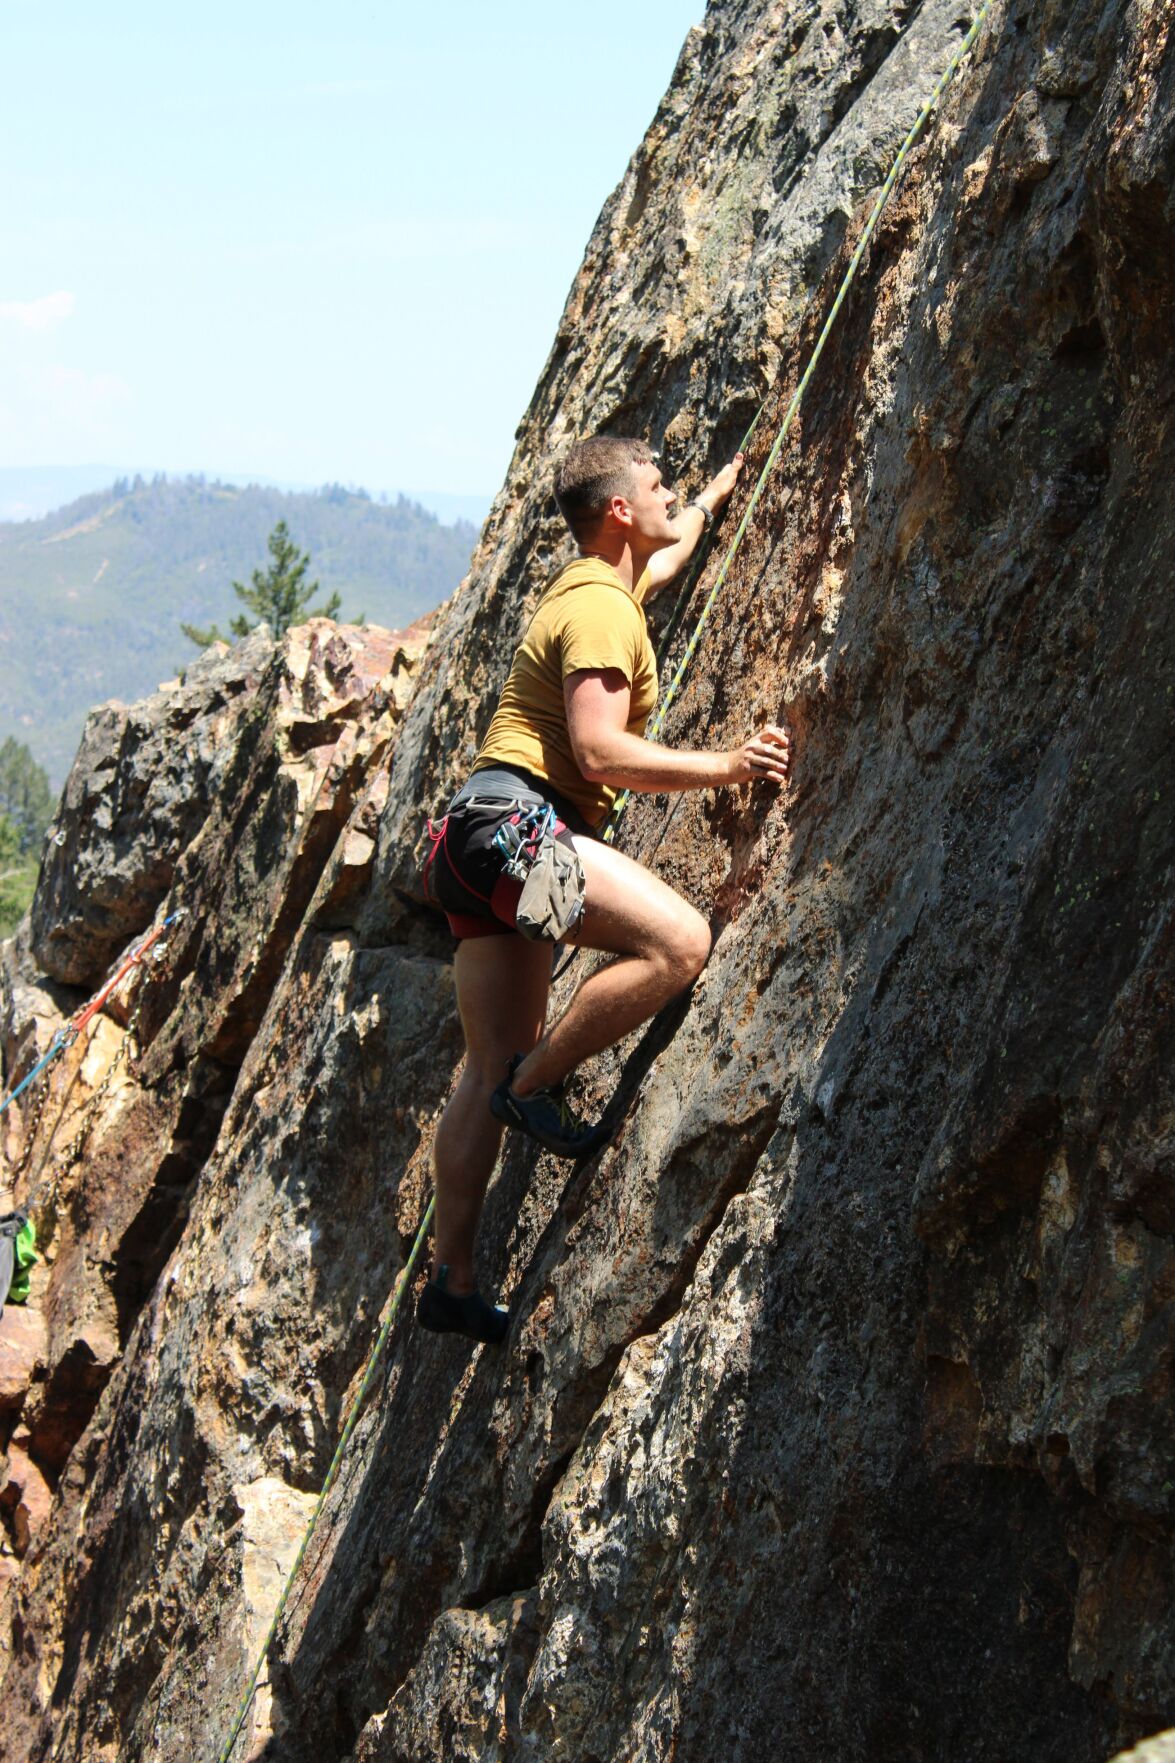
[421,815,448,906]
[492,803,557,881]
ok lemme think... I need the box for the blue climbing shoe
[416,1264,509,1346]
[489,1054,611,1161]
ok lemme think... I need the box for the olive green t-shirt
[473,558,658,827]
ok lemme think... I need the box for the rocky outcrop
[1,1,1173,1760]
[0,616,432,1640]
[30,629,278,988]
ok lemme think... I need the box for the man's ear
[608,494,634,529]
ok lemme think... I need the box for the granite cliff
[1,1,1173,1758]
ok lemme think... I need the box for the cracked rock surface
[2,2,1174,1760]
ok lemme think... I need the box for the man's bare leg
[431,932,552,1295]
[511,837,710,1099]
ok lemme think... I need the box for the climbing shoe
[416,1264,509,1346]
[489,1054,611,1161]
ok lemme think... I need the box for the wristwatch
[688,498,714,528]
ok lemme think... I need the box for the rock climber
[417,434,790,1343]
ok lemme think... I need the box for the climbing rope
[0,913,181,1119]
[215,1198,434,1763]
[0,1032,71,1121]
[650,401,766,676]
[1,911,184,1304]
[603,0,995,843]
[215,4,999,1749]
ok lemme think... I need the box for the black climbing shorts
[422,765,589,941]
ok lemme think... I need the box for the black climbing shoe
[416,1264,509,1346]
[489,1054,611,1161]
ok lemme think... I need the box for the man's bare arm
[643,451,746,597]
[565,668,789,791]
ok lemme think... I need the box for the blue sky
[1,0,702,501]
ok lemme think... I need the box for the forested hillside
[0,475,478,784]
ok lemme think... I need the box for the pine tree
[182,521,341,648]
[0,738,55,854]
[0,811,38,937]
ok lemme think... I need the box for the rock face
[0,615,434,1678]
[30,629,278,988]
[1,2,1173,1761]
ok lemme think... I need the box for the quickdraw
[492,803,557,881]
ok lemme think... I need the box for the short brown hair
[554,434,655,541]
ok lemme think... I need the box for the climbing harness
[216,6,999,1752]
[425,786,587,943]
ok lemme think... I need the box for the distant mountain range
[0,465,490,529]
[0,475,483,786]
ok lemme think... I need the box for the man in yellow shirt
[418,435,790,1343]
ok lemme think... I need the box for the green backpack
[0,1210,38,1314]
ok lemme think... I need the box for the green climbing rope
[604,0,995,842]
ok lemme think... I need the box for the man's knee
[661,910,711,987]
[461,1049,513,1093]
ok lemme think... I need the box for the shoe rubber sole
[489,1080,610,1161]
[416,1280,509,1345]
